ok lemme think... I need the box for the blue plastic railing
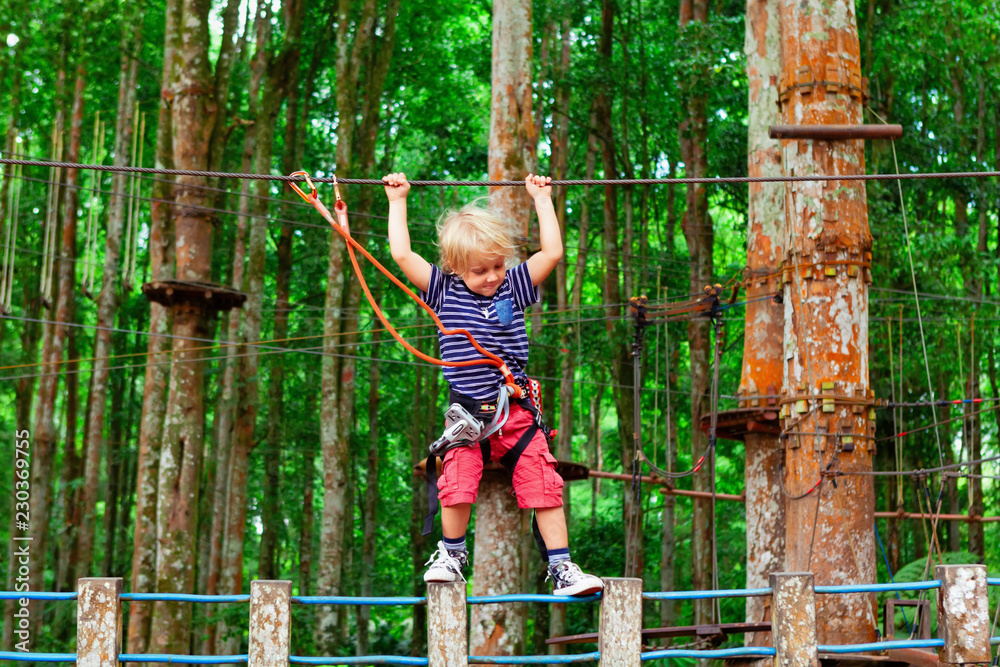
[817,639,944,653]
[121,593,251,603]
[468,654,601,664]
[641,647,775,660]
[643,587,771,600]
[468,593,600,604]
[0,591,78,600]
[815,581,941,594]
[119,655,248,664]
[0,652,76,663]
[988,577,999,586]
[6,579,993,664]
[293,595,426,606]
[290,657,427,665]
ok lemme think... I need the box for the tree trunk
[316,0,399,651]
[77,18,141,583]
[679,0,714,628]
[28,58,67,638]
[128,0,178,652]
[357,321,382,656]
[777,0,876,645]
[742,0,785,645]
[470,0,538,656]
[966,73,988,559]
[409,340,436,658]
[147,0,217,657]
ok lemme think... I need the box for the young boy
[383,172,603,596]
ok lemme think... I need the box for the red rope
[288,172,524,399]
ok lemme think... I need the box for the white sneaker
[547,561,604,596]
[423,541,468,583]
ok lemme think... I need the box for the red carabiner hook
[288,170,347,231]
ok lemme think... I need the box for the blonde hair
[437,202,518,276]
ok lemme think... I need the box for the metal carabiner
[288,170,317,203]
[332,174,343,204]
[287,170,339,227]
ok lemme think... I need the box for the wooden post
[77,577,123,667]
[248,580,292,667]
[598,578,642,666]
[770,573,818,667]
[427,582,467,667]
[935,565,989,664]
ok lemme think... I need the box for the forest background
[0,0,997,661]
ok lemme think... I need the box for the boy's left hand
[525,173,552,200]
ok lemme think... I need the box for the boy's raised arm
[524,174,564,287]
[384,172,432,293]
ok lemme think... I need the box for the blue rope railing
[0,652,76,663]
[119,655,249,664]
[0,591,78,600]
[468,654,601,664]
[121,593,251,603]
[4,579,992,664]
[290,657,427,665]
[642,586,771,600]
[988,577,1000,586]
[815,581,941,594]
[641,647,775,660]
[293,595,426,606]
[468,593,600,604]
[817,639,944,653]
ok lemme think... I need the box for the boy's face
[461,253,506,297]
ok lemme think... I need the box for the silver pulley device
[428,386,512,457]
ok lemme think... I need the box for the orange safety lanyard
[288,171,524,399]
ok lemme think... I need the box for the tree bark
[679,0,715,628]
[777,0,877,645]
[357,320,382,656]
[742,0,785,645]
[77,16,141,583]
[469,0,538,656]
[316,0,399,652]
[148,0,217,657]
[409,340,437,658]
[27,44,68,643]
[128,0,178,653]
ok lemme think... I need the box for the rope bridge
[1,568,994,665]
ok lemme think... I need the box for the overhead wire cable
[3,157,1000,185]
[4,170,702,276]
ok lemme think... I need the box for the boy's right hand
[383,172,410,202]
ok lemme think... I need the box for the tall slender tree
[678,0,714,628]
[741,0,785,646]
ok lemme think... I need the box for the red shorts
[437,403,564,509]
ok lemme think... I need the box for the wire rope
[4,156,1000,185]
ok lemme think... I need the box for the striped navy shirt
[421,262,538,400]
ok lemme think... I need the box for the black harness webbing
[422,385,554,561]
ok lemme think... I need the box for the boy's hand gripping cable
[287,171,526,400]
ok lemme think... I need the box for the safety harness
[422,378,556,561]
